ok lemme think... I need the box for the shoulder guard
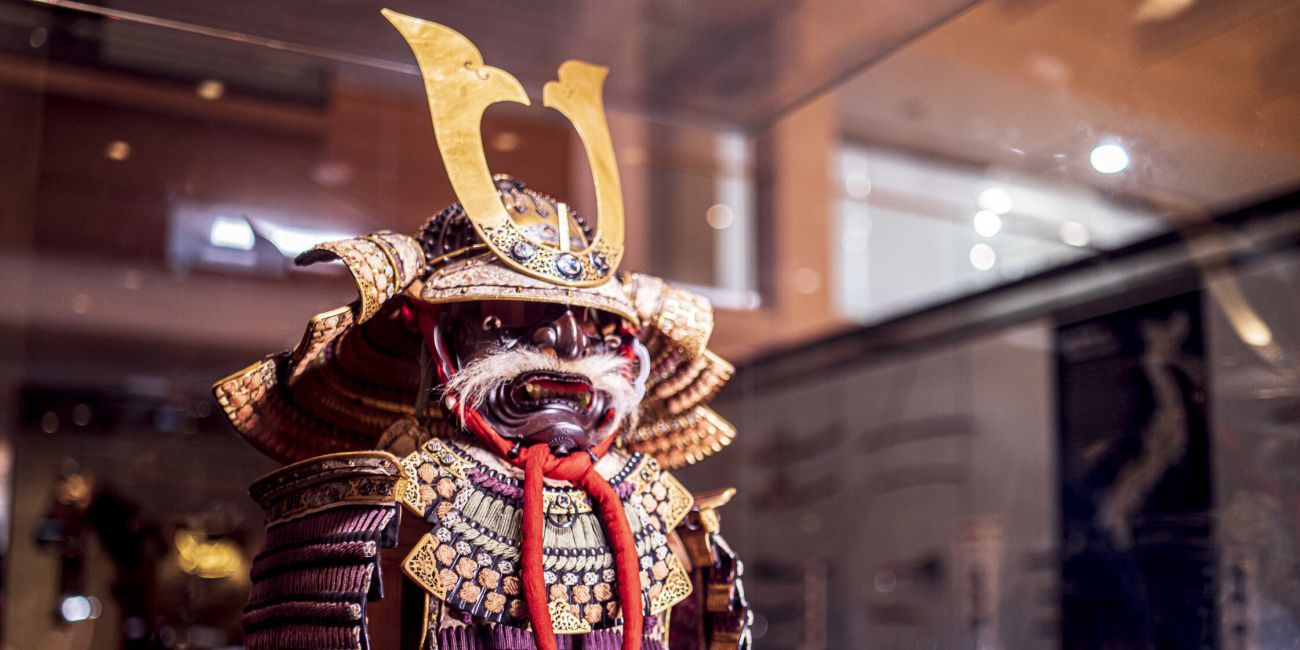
[243,451,406,650]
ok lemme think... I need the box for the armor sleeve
[671,488,752,650]
[243,452,406,650]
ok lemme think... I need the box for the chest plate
[398,439,694,634]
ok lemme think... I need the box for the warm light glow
[978,188,1013,215]
[973,210,1002,237]
[706,204,735,230]
[209,216,256,251]
[1059,221,1091,247]
[969,243,997,270]
[175,530,245,580]
[792,267,822,294]
[492,131,520,152]
[1090,143,1129,174]
[104,140,132,162]
[1238,320,1274,347]
[70,293,91,315]
[196,79,225,101]
[621,146,647,166]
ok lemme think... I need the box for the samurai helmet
[212,11,735,470]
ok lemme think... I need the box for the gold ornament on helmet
[383,9,624,287]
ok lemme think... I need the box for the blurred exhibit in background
[0,0,1298,648]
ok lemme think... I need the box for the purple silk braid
[465,466,637,502]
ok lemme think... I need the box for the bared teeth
[520,381,592,408]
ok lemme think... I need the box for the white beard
[443,347,640,430]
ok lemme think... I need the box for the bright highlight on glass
[844,172,872,199]
[1059,221,1091,247]
[209,216,256,251]
[1089,143,1129,174]
[978,188,1013,214]
[969,243,997,270]
[60,595,100,622]
[973,210,1002,237]
[706,204,735,230]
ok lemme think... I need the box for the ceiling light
[209,216,255,251]
[969,243,996,270]
[973,210,1002,237]
[706,204,735,230]
[1059,221,1091,247]
[104,140,132,162]
[707,206,738,232]
[61,596,99,622]
[792,267,822,294]
[977,188,1013,215]
[312,162,353,187]
[845,172,872,199]
[196,79,225,101]
[1089,143,1129,174]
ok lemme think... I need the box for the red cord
[419,312,643,649]
[520,447,556,650]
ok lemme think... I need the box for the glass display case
[0,0,1296,648]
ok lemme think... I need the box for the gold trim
[249,449,402,488]
[399,450,427,516]
[649,555,694,614]
[402,535,446,599]
[212,358,273,391]
[426,243,489,268]
[659,471,695,530]
[383,9,623,287]
[367,233,402,285]
[548,598,593,634]
[542,61,625,278]
[412,289,637,324]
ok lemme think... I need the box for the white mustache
[443,347,639,426]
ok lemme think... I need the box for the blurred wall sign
[1057,291,1216,649]
[955,516,1005,650]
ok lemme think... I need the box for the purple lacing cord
[466,464,636,502]
[465,467,524,500]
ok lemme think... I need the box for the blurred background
[0,0,1297,648]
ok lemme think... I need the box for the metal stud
[511,241,537,262]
